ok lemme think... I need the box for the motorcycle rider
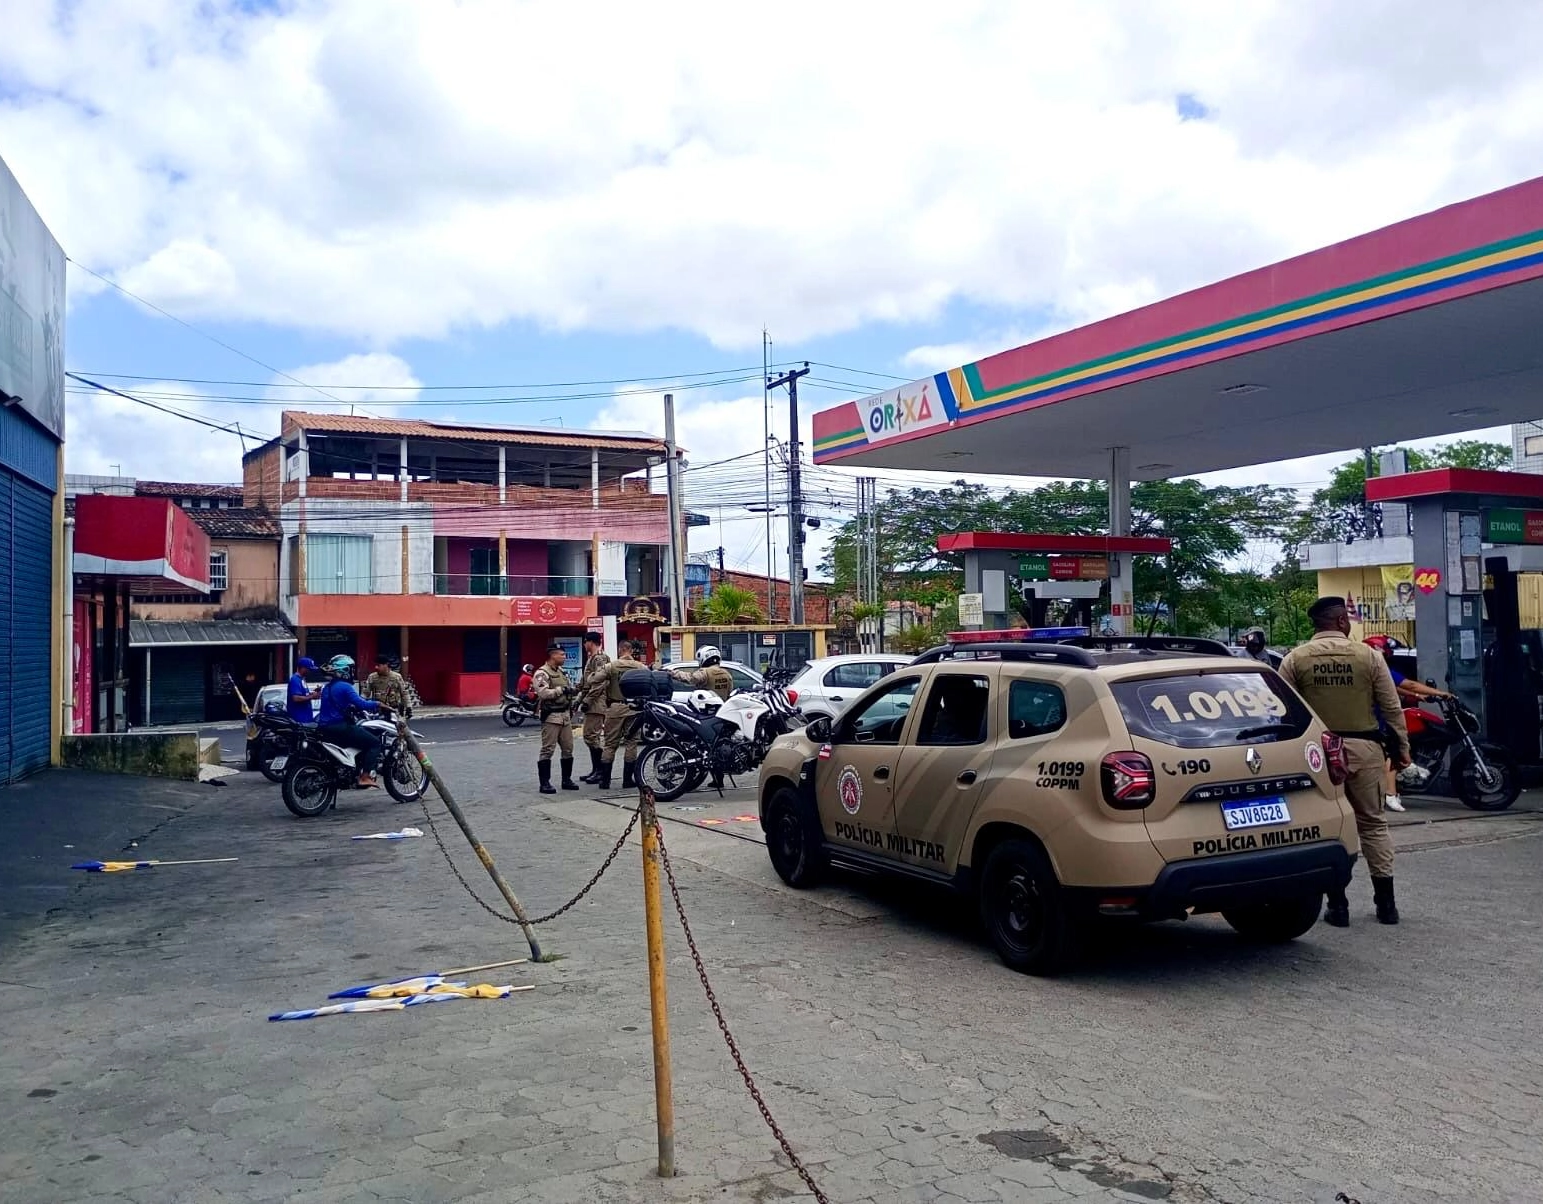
[315,654,390,788]
[532,644,579,794]
[671,644,734,702]
[577,632,611,784]
[1241,627,1271,663]
[598,639,648,790]
[1280,597,1408,926]
[1364,634,1452,812]
[515,663,535,700]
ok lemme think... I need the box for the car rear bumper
[1140,842,1355,918]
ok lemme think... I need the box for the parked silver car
[782,654,913,720]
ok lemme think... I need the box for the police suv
[756,637,1359,975]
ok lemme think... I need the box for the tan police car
[757,637,1359,975]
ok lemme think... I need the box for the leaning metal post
[639,786,677,1177]
[395,716,542,961]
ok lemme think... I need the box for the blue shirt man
[317,678,381,727]
[287,658,319,723]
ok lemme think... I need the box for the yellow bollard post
[639,787,676,1177]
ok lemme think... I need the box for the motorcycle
[250,708,309,783]
[279,713,430,818]
[501,691,539,728]
[633,669,804,802]
[1401,693,1520,811]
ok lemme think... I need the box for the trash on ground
[351,828,424,841]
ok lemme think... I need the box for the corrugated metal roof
[130,619,296,647]
[283,411,669,453]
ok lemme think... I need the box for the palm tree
[694,583,765,625]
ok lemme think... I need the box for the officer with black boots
[597,640,647,790]
[532,643,579,794]
[576,632,611,784]
[1280,596,1408,926]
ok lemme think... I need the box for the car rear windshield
[1109,670,1313,749]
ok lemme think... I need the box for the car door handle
[957,770,977,785]
[830,695,843,701]
[873,765,890,780]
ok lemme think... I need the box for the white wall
[278,499,435,623]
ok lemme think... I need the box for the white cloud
[5,0,1542,351]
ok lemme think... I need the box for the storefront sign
[1018,555,1109,581]
[1482,508,1543,544]
[619,595,666,624]
[511,597,589,625]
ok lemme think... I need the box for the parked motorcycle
[501,691,539,728]
[279,714,429,818]
[1402,693,1520,811]
[632,668,804,802]
[250,709,309,783]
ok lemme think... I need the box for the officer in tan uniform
[532,643,579,794]
[1280,596,1408,926]
[576,632,611,784]
[671,644,735,702]
[597,640,647,790]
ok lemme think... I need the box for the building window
[208,550,228,592]
[304,534,374,594]
[1525,435,1543,458]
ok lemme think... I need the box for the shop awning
[130,619,297,648]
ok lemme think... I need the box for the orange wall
[296,593,597,627]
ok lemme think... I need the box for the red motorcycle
[1401,694,1520,811]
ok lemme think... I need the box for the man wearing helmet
[671,645,734,702]
[1240,627,1271,663]
[1364,633,1452,812]
[315,655,390,788]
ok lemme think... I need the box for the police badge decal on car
[837,766,863,815]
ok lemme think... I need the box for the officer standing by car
[576,632,611,784]
[532,643,579,794]
[1241,627,1272,663]
[671,644,734,702]
[1279,596,1408,926]
[597,640,647,790]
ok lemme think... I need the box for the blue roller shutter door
[1,468,54,782]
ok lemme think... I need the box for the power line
[69,362,808,391]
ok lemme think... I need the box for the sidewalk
[144,703,508,734]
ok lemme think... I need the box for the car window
[728,667,758,689]
[915,674,991,747]
[1008,680,1067,739]
[839,676,922,745]
[1109,669,1312,748]
[823,661,890,690]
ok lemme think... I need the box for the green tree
[693,583,764,625]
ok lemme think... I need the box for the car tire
[1222,894,1322,943]
[763,787,826,888]
[978,839,1075,976]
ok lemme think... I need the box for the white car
[783,654,913,720]
[661,660,764,708]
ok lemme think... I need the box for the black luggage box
[620,668,675,701]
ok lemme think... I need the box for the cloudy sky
[4,0,1540,576]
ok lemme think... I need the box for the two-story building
[241,412,675,705]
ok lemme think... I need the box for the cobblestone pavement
[1,750,1541,1204]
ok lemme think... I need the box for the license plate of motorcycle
[269,756,288,773]
[1221,797,1290,831]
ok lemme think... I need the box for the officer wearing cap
[1279,596,1409,926]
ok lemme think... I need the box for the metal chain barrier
[652,818,830,1204]
[416,790,641,926]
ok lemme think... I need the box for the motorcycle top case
[620,669,676,701]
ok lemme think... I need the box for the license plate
[269,756,288,772]
[1221,797,1290,831]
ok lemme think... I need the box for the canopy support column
[1108,447,1133,635]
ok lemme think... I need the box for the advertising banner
[0,157,65,439]
[1381,564,1416,621]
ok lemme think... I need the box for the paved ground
[2,749,1541,1203]
[196,713,529,763]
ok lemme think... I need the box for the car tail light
[1321,732,1349,786]
[785,690,798,705]
[1101,752,1156,810]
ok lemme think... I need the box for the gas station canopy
[812,175,1543,481]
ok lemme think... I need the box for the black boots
[1372,876,1399,925]
[595,761,613,790]
[1324,887,1350,928]
[560,757,579,791]
[537,760,556,795]
[579,746,603,784]
[622,761,637,790]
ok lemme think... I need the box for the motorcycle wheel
[501,705,528,729]
[257,734,289,783]
[283,760,337,818]
[383,747,430,803]
[1452,745,1520,811]
[637,743,693,802]
[684,767,708,794]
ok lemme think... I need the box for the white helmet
[697,645,723,666]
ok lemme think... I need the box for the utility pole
[767,363,811,625]
[664,394,687,627]
[1362,446,1376,539]
[716,545,725,584]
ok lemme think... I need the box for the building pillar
[297,627,307,660]
[399,437,408,503]
[591,448,600,510]
[1108,446,1134,635]
[499,627,509,690]
[400,626,410,678]
[498,446,507,504]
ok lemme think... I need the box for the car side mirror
[804,715,832,743]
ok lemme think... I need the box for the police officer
[532,643,579,794]
[597,640,647,790]
[362,653,409,715]
[576,632,611,784]
[1241,627,1271,663]
[671,644,734,702]
[1280,596,1408,926]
